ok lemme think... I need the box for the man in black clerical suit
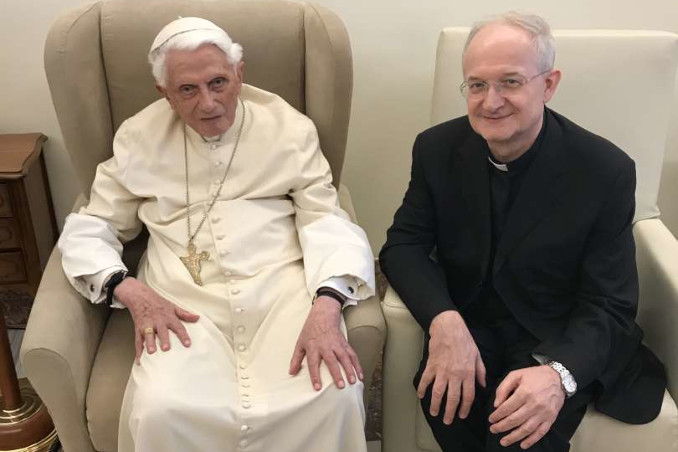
[380,12,666,452]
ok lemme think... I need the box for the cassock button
[237,326,245,333]
[235,307,244,313]
[239,363,247,369]
[242,402,251,409]
[238,344,246,352]
[214,160,222,167]
[219,250,228,257]
[241,425,249,432]
[229,279,237,285]
[212,216,221,223]
[241,383,251,388]
[210,144,217,150]
[217,234,225,240]
[240,375,250,380]
[231,288,241,295]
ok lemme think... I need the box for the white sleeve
[290,118,375,301]
[318,275,361,309]
[58,121,143,307]
[58,213,127,307]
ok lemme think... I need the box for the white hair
[463,11,556,72]
[148,31,243,87]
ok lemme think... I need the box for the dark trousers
[416,316,595,452]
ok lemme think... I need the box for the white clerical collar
[201,134,222,143]
[487,156,508,172]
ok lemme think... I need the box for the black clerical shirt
[464,111,547,323]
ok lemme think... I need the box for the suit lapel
[493,111,571,273]
[455,132,492,277]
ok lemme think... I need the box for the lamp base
[0,430,57,452]
[0,384,56,452]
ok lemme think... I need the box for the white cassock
[58,84,375,452]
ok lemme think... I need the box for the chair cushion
[570,391,678,452]
[100,0,307,132]
[414,390,678,452]
[86,310,135,452]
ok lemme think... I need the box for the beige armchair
[381,28,678,452]
[20,2,385,452]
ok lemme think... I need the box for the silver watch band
[546,360,577,398]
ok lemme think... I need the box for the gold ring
[143,327,155,335]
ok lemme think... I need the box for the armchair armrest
[345,294,386,408]
[634,218,678,399]
[381,285,429,452]
[338,185,386,406]
[20,247,107,452]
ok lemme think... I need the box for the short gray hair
[463,12,556,72]
[148,32,243,87]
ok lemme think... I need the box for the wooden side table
[0,134,57,451]
[0,134,57,319]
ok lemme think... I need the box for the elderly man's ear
[156,84,168,100]
[543,69,562,103]
[236,60,245,81]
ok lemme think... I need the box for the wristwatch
[546,361,577,398]
[314,287,347,307]
[104,270,128,306]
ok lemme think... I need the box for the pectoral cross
[180,241,210,286]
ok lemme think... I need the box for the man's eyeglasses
[459,69,552,99]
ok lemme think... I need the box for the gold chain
[184,97,246,244]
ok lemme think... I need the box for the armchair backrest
[45,0,352,195]
[431,28,678,223]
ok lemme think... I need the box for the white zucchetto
[150,17,228,53]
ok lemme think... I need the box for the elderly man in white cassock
[57,17,375,452]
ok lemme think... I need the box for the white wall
[0,0,92,225]
[314,0,678,252]
[2,0,678,253]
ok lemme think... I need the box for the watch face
[563,375,577,394]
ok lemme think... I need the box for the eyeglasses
[459,69,552,99]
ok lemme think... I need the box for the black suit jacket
[380,108,666,424]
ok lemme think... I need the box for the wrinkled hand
[489,366,565,449]
[289,296,363,391]
[418,310,486,425]
[114,277,200,364]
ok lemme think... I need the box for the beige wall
[2,0,678,253]
[315,0,678,252]
[0,0,93,225]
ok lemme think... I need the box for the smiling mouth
[201,115,222,121]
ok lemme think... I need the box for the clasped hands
[420,311,565,449]
[118,278,361,390]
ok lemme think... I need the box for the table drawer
[0,219,20,249]
[0,185,11,217]
[0,252,27,283]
